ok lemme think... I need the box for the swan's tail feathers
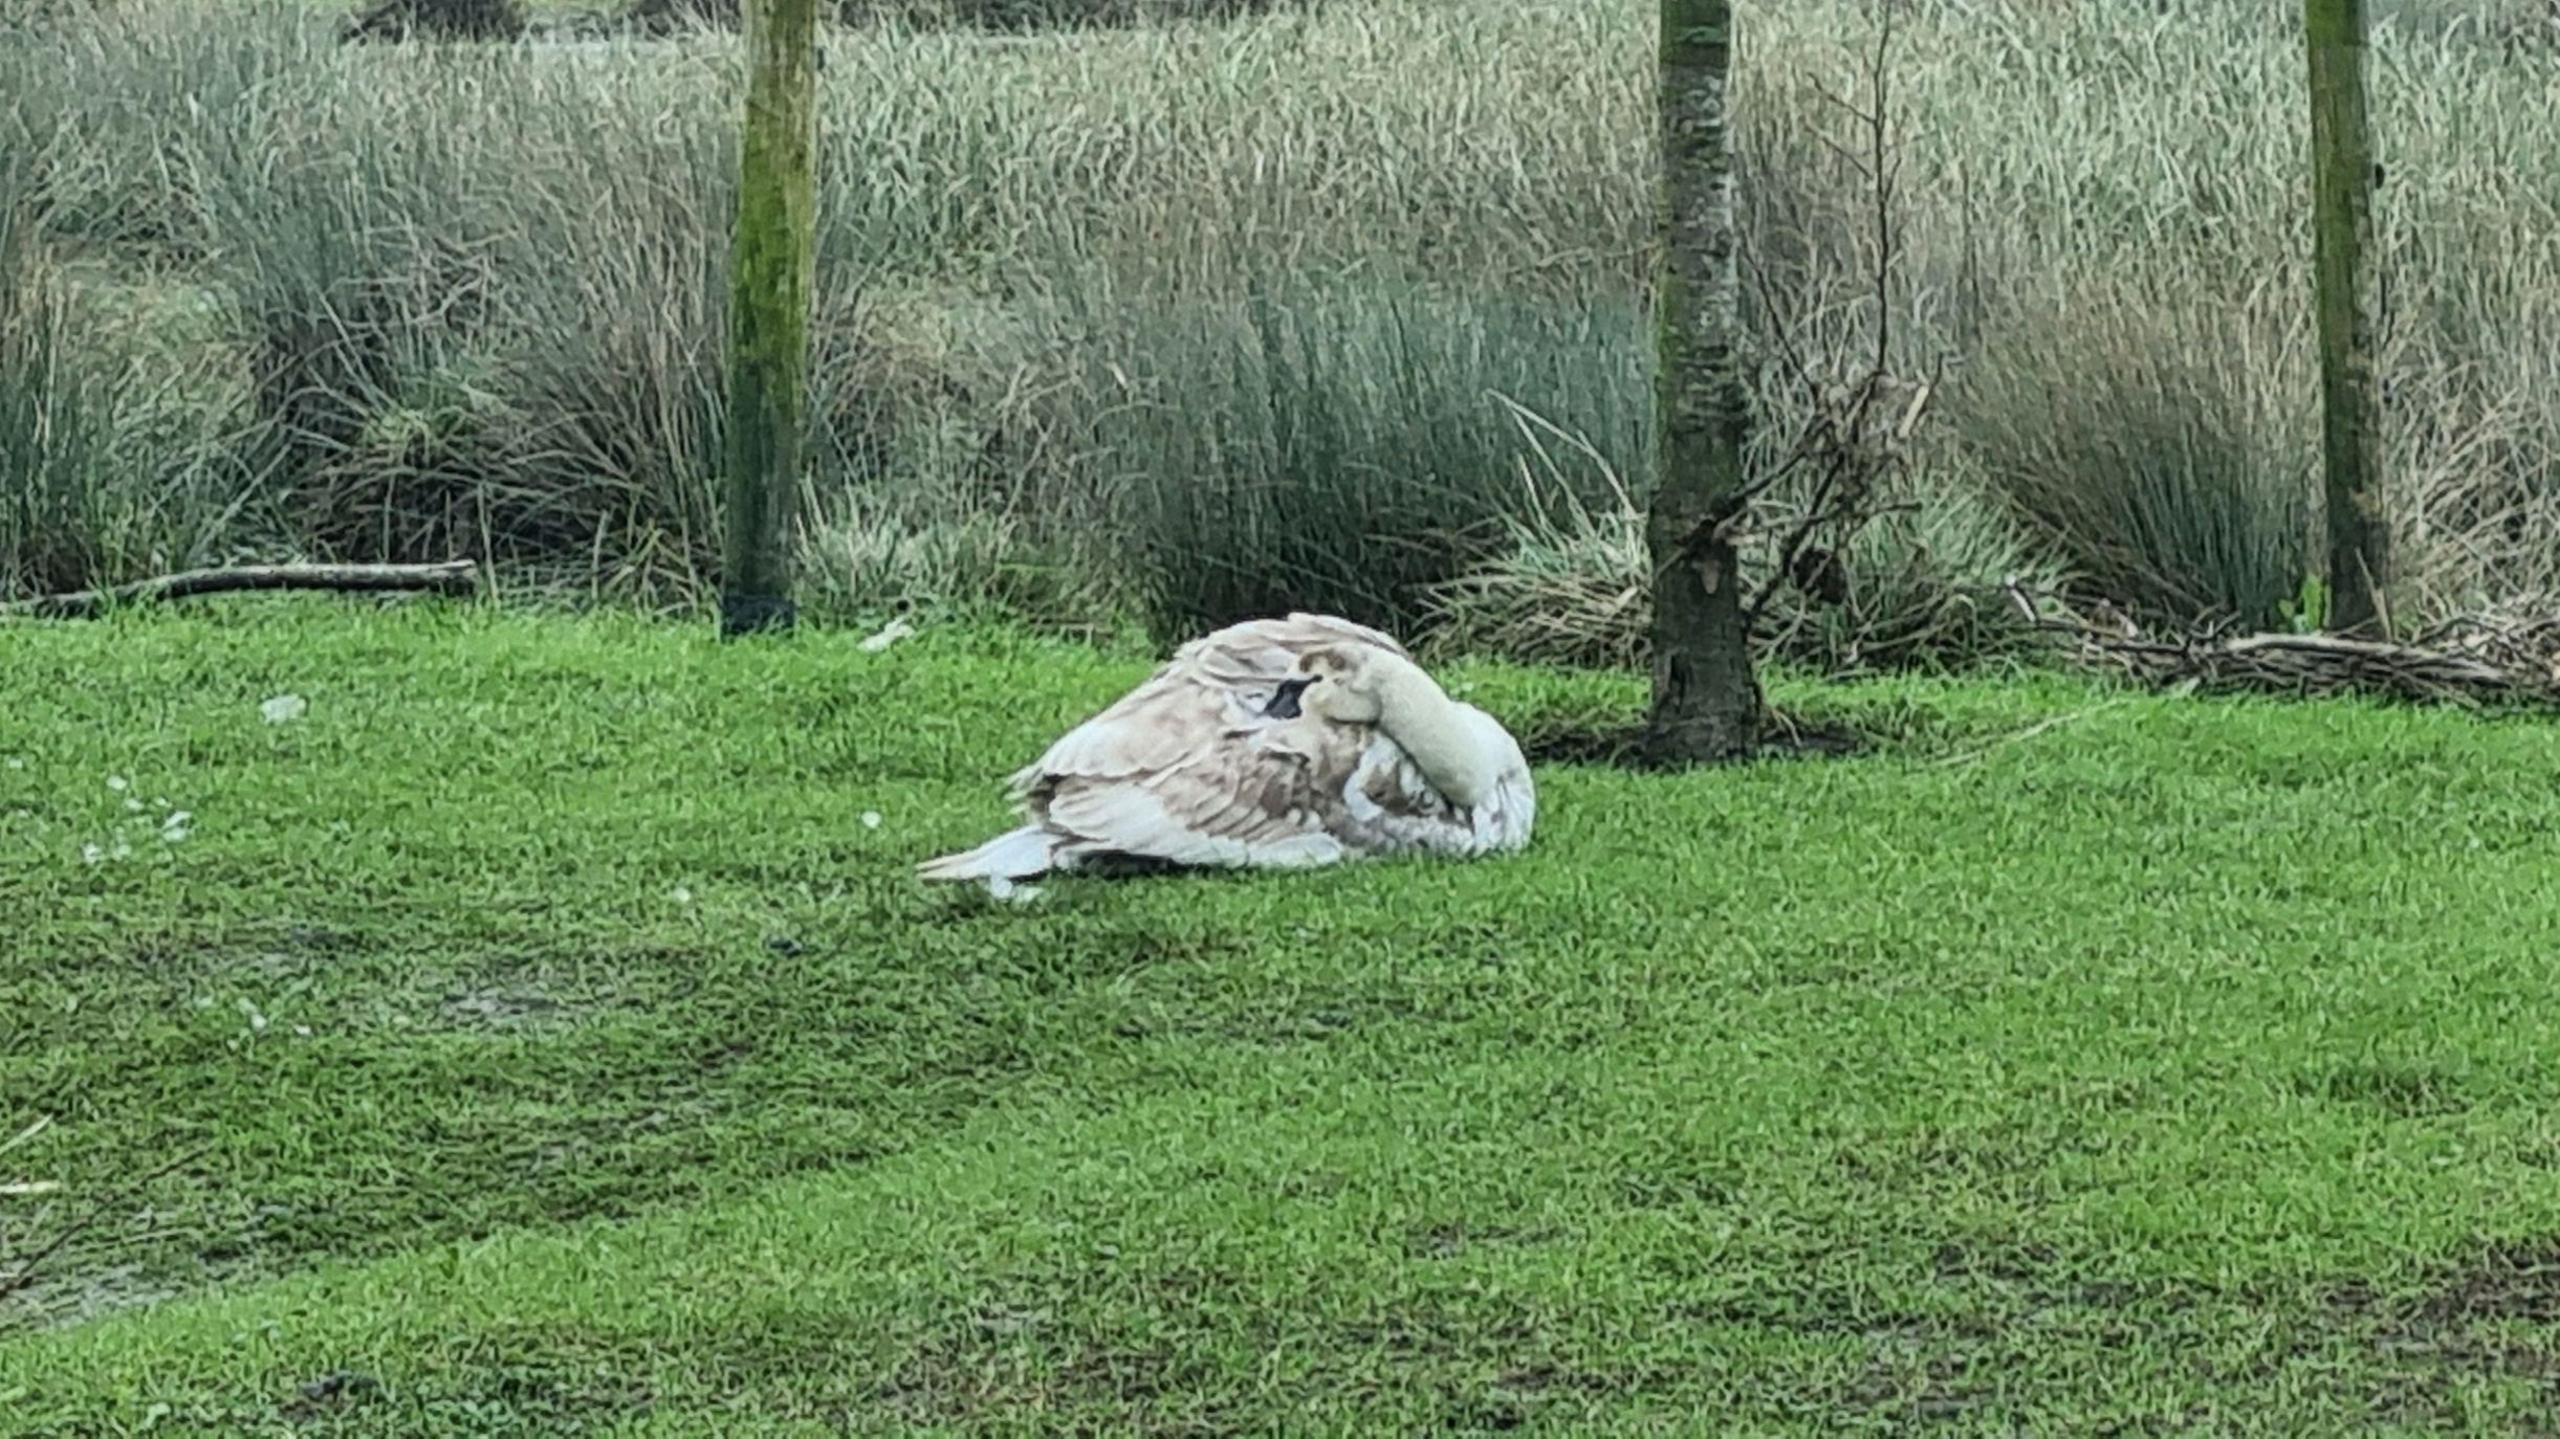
[916,825,1061,883]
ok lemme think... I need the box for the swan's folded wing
[999,612,1409,805]
[1012,670,1231,794]
[1035,719,1369,868]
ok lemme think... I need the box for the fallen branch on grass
[2,561,481,621]
[2005,582,2560,709]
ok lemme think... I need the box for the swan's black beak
[1263,677,1314,719]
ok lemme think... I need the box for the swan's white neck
[1370,665,1501,809]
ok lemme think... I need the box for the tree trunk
[720,0,821,638]
[2306,0,2388,636]
[1643,0,1763,763]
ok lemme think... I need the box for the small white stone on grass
[857,619,915,653]
[260,694,308,725]
[670,885,694,905]
[984,875,1044,905]
[860,811,883,830]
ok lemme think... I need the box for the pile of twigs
[2005,583,2560,709]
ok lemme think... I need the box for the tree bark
[2306,0,2388,636]
[720,0,820,638]
[1643,0,1763,763]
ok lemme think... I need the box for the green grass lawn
[6,600,2560,1434]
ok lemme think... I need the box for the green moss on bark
[2306,0,2389,635]
[721,0,821,636]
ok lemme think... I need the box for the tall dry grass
[1,0,2554,663]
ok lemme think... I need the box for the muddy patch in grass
[2426,1240,2560,1325]
[437,985,577,1030]
[867,1324,1219,1431]
[2327,1237,2560,1424]
[277,1370,384,1424]
[1402,1220,1565,1261]
[422,962,614,1033]
[272,1355,657,1431]
[2293,1061,2477,1119]
[1854,1234,2560,1429]
[0,1260,184,1335]
[859,1273,1623,1433]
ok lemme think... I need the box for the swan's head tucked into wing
[1288,643,1398,725]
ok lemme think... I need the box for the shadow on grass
[1520,706,1867,770]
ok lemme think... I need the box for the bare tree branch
[2,561,480,621]
[1731,1,1930,644]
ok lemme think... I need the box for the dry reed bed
[1,0,2555,664]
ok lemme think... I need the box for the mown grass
[8,603,2560,1432]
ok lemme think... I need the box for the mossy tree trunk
[2306,0,2388,636]
[1643,0,1763,763]
[719,0,821,637]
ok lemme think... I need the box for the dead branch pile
[2007,583,2560,709]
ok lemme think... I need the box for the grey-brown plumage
[918,614,1534,883]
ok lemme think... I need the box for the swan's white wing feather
[1032,717,1364,867]
[1012,674,1229,794]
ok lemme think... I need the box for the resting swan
[917,613,1535,883]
